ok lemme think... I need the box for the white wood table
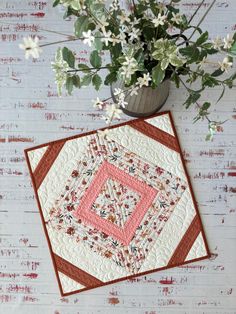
[0,1,235,313]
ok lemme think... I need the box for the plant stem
[40,37,79,47]
[174,0,205,43]
[177,74,212,122]
[67,66,110,73]
[188,0,205,25]
[188,0,216,41]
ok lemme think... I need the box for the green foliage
[74,16,90,37]
[92,74,102,90]
[183,91,201,109]
[152,63,165,87]
[90,50,102,69]
[51,0,236,138]
[62,47,75,68]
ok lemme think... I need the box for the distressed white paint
[0,0,235,313]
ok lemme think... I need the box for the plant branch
[188,0,216,41]
[67,66,110,73]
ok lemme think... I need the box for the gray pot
[111,79,170,118]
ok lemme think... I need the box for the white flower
[110,34,121,46]
[223,34,234,49]
[137,73,151,87]
[101,28,112,46]
[199,56,207,69]
[171,12,182,25]
[114,88,123,96]
[113,88,128,108]
[117,10,130,24]
[92,97,103,109]
[130,85,139,96]
[117,26,127,45]
[120,56,138,82]
[152,13,166,27]
[82,30,95,47]
[19,36,42,59]
[97,128,110,139]
[109,0,119,12]
[102,104,122,123]
[129,28,141,41]
[99,16,109,28]
[212,36,223,50]
[218,57,233,72]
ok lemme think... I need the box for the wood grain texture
[0,1,235,313]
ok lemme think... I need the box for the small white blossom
[212,36,223,50]
[101,28,112,46]
[82,30,95,47]
[137,73,151,87]
[152,13,166,27]
[120,56,138,81]
[199,56,207,69]
[19,36,42,59]
[99,16,109,28]
[117,10,131,24]
[114,88,123,96]
[110,34,122,46]
[171,12,182,25]
[129,28,141,41]
[218,57,233,72]
[92,97,103,109]
[109,0,119,12]
[130,85,139,96]
[223,34,234,49]
[97,128,110,139]
[102,104,122,123]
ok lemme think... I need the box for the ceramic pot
[111,78,170,118]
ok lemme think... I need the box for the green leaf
[90,50,102,69]
[74,16,89,37]
[211,68,224,77]
[205,133,213,141]
[160,58,169,70]
[202,102,211,110]
[81,74,92,86]
[72,75,80,88]
[53,0,60,7]
[171,72,180,88]
[229,41,236,55]
[62,47,75,68]
[93,31,103,51]
[104,71,117,85]
[169,54,183,67]
[179,45,199,62]
[66,76,74,95]
[202,74,219,88]
[77,64,90,72]
[183,92,201,108]
[196,31,209,46]
[92,74,102,91]
[152,64,165,87]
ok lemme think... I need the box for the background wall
[0,1,235,313]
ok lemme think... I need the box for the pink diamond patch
[73,161,158,246]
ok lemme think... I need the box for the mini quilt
[25,111,210,296]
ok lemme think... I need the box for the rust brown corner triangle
[167,215,201,266]
[54,253,103,288]
[130,120,180,153]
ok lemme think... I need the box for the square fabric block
[25,111,210,296]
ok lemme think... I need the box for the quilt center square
[73,161,158,246]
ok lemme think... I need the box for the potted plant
[19,0,236,140]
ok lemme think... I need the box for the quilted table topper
[25,111,210,296]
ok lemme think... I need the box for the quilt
[25,111,210,296]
